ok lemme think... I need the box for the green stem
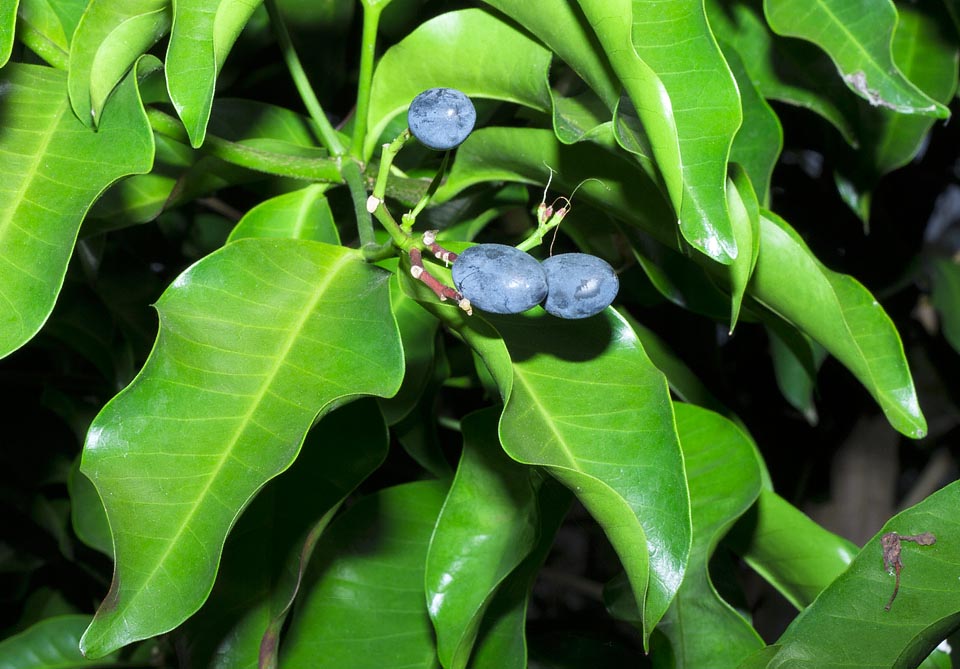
[372,129,412,201]
[351,3,383,161]
[516,212,565,252]
[342,161,375,247]
[372,201,414,252]
[147,108,343,182]
[403,150,449,232]
[264,0,345,157]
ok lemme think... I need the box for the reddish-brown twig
[409,247,471,315]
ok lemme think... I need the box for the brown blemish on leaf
[882,531,936,611]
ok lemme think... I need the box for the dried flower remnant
[882,531,936,611]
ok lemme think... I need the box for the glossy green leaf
[858,3,959,177]
[15,0,87,69]
[763,0,949,118]
[67,461,112,558]
[435,127,676,243]
[182,399,389,669]
[378,272,439,426]
[469,479,572,669]
[68,0,171,127]
[492,309,692,645]
[0,0,17,67]
[227,184,340,244]
[722,45,783,206]
[165,0,264,147]
[78,240,404,657]
[751,211,926,438]
[628,0,743,263]
[85,172,177,229]
[575,0,683,235]
[654,404,763,667]
[280,481,447,668]
[364,8,552,159]
[930,257,960,356]
[706,0,858,145]
[767,325,827,425]
[726,165,760,330]
[479,0,619,108]
[741,482,960,668]
[615,404,764,668]
[550,88,613,145]
[728,491,857,609]
[426,407,540,669]
[0,63,154,359]
[0,615,119,668]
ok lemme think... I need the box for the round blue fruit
[408,88,476,151]
[452,244,548,314]
[541,253,619,319]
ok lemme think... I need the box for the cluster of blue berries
[452,244,619,319]
[405,88,618,319]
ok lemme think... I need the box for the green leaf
[728,491,857,610]
[378,272,440,427]
[751,210,926,438]
[67,0,171,127]
[857,3,959,177]
[930,257,960,356]
[741,482,960,668]
[0,615,119,668]
[165,0,264,147]
[575,0,683,242]
[654,404,764,667]
[763,0,949,118]
[68,460,112,558]
[723,45,783,206]
[182,399,389,669]
[550,88,613,145]
[425,407,540,669]
[85,172,177,229]
[0,63,154,359]
[609,403,764,668]
[705,0,858,145]
[726,165,761,331]
[15,0,87,69]
[478,0,620,108]
[767,324,827,425]
[627,0,744,263]
[435,127,676,244]
[78,240,404,657]
[0,0,17,67]
[364,8,552,159]
[227,184,340,244]
[492,309,691,645]
[469,480,572,669]
[280,481,447,668]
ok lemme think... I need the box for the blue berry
[452,244,547,314]
[408,88,476,151]
[541,253,619,319]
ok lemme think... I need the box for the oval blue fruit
[408,88,476,151]
[542,253,619,319]
[452,244,547,314]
